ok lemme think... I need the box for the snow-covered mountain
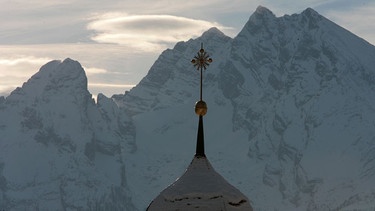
[2,6,375,210]
[0,59,137,210]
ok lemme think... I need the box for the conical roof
[147,44,253,210]
[147,154,252,210]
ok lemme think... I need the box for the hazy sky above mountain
[1,0,374,98]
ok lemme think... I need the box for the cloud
[0,56,52,95]
[87,14,230,52]
[0,80,19,97]
[83,67,108,75]
[88,83,135,88]
[88,83,136,98]
[0,56,51,66]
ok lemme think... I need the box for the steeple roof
[147,44,253,210]
[146,154,252,210]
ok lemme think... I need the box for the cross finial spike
[192,42,211,157]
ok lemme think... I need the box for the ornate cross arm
[191,43,213,71]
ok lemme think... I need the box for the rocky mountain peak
[301,7,321,18]
[255,5,275,16]
[248,5,276,23]
[6,58,90,105]
[201,27,227,39]
[32,58,88,94]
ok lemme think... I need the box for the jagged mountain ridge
[115,5,375,210]
[1,6,375,210]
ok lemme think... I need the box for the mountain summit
[2,6,375,210]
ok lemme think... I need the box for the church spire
[191,43,212,157]
[147,43,253,211]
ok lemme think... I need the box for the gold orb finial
[195,100,207,116]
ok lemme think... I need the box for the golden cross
[191,43,213,101]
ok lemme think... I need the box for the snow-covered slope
[2,6,375,210]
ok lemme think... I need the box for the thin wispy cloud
[87,14,230,52]
[0,56,52,95]
[88,83,135,88]
[88,83,136,98]
[0,79,20,97]
[83,67,108,75]
[0,56,51,66]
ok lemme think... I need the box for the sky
[1,0,375,98]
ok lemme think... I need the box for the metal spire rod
[200,54,203,101]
